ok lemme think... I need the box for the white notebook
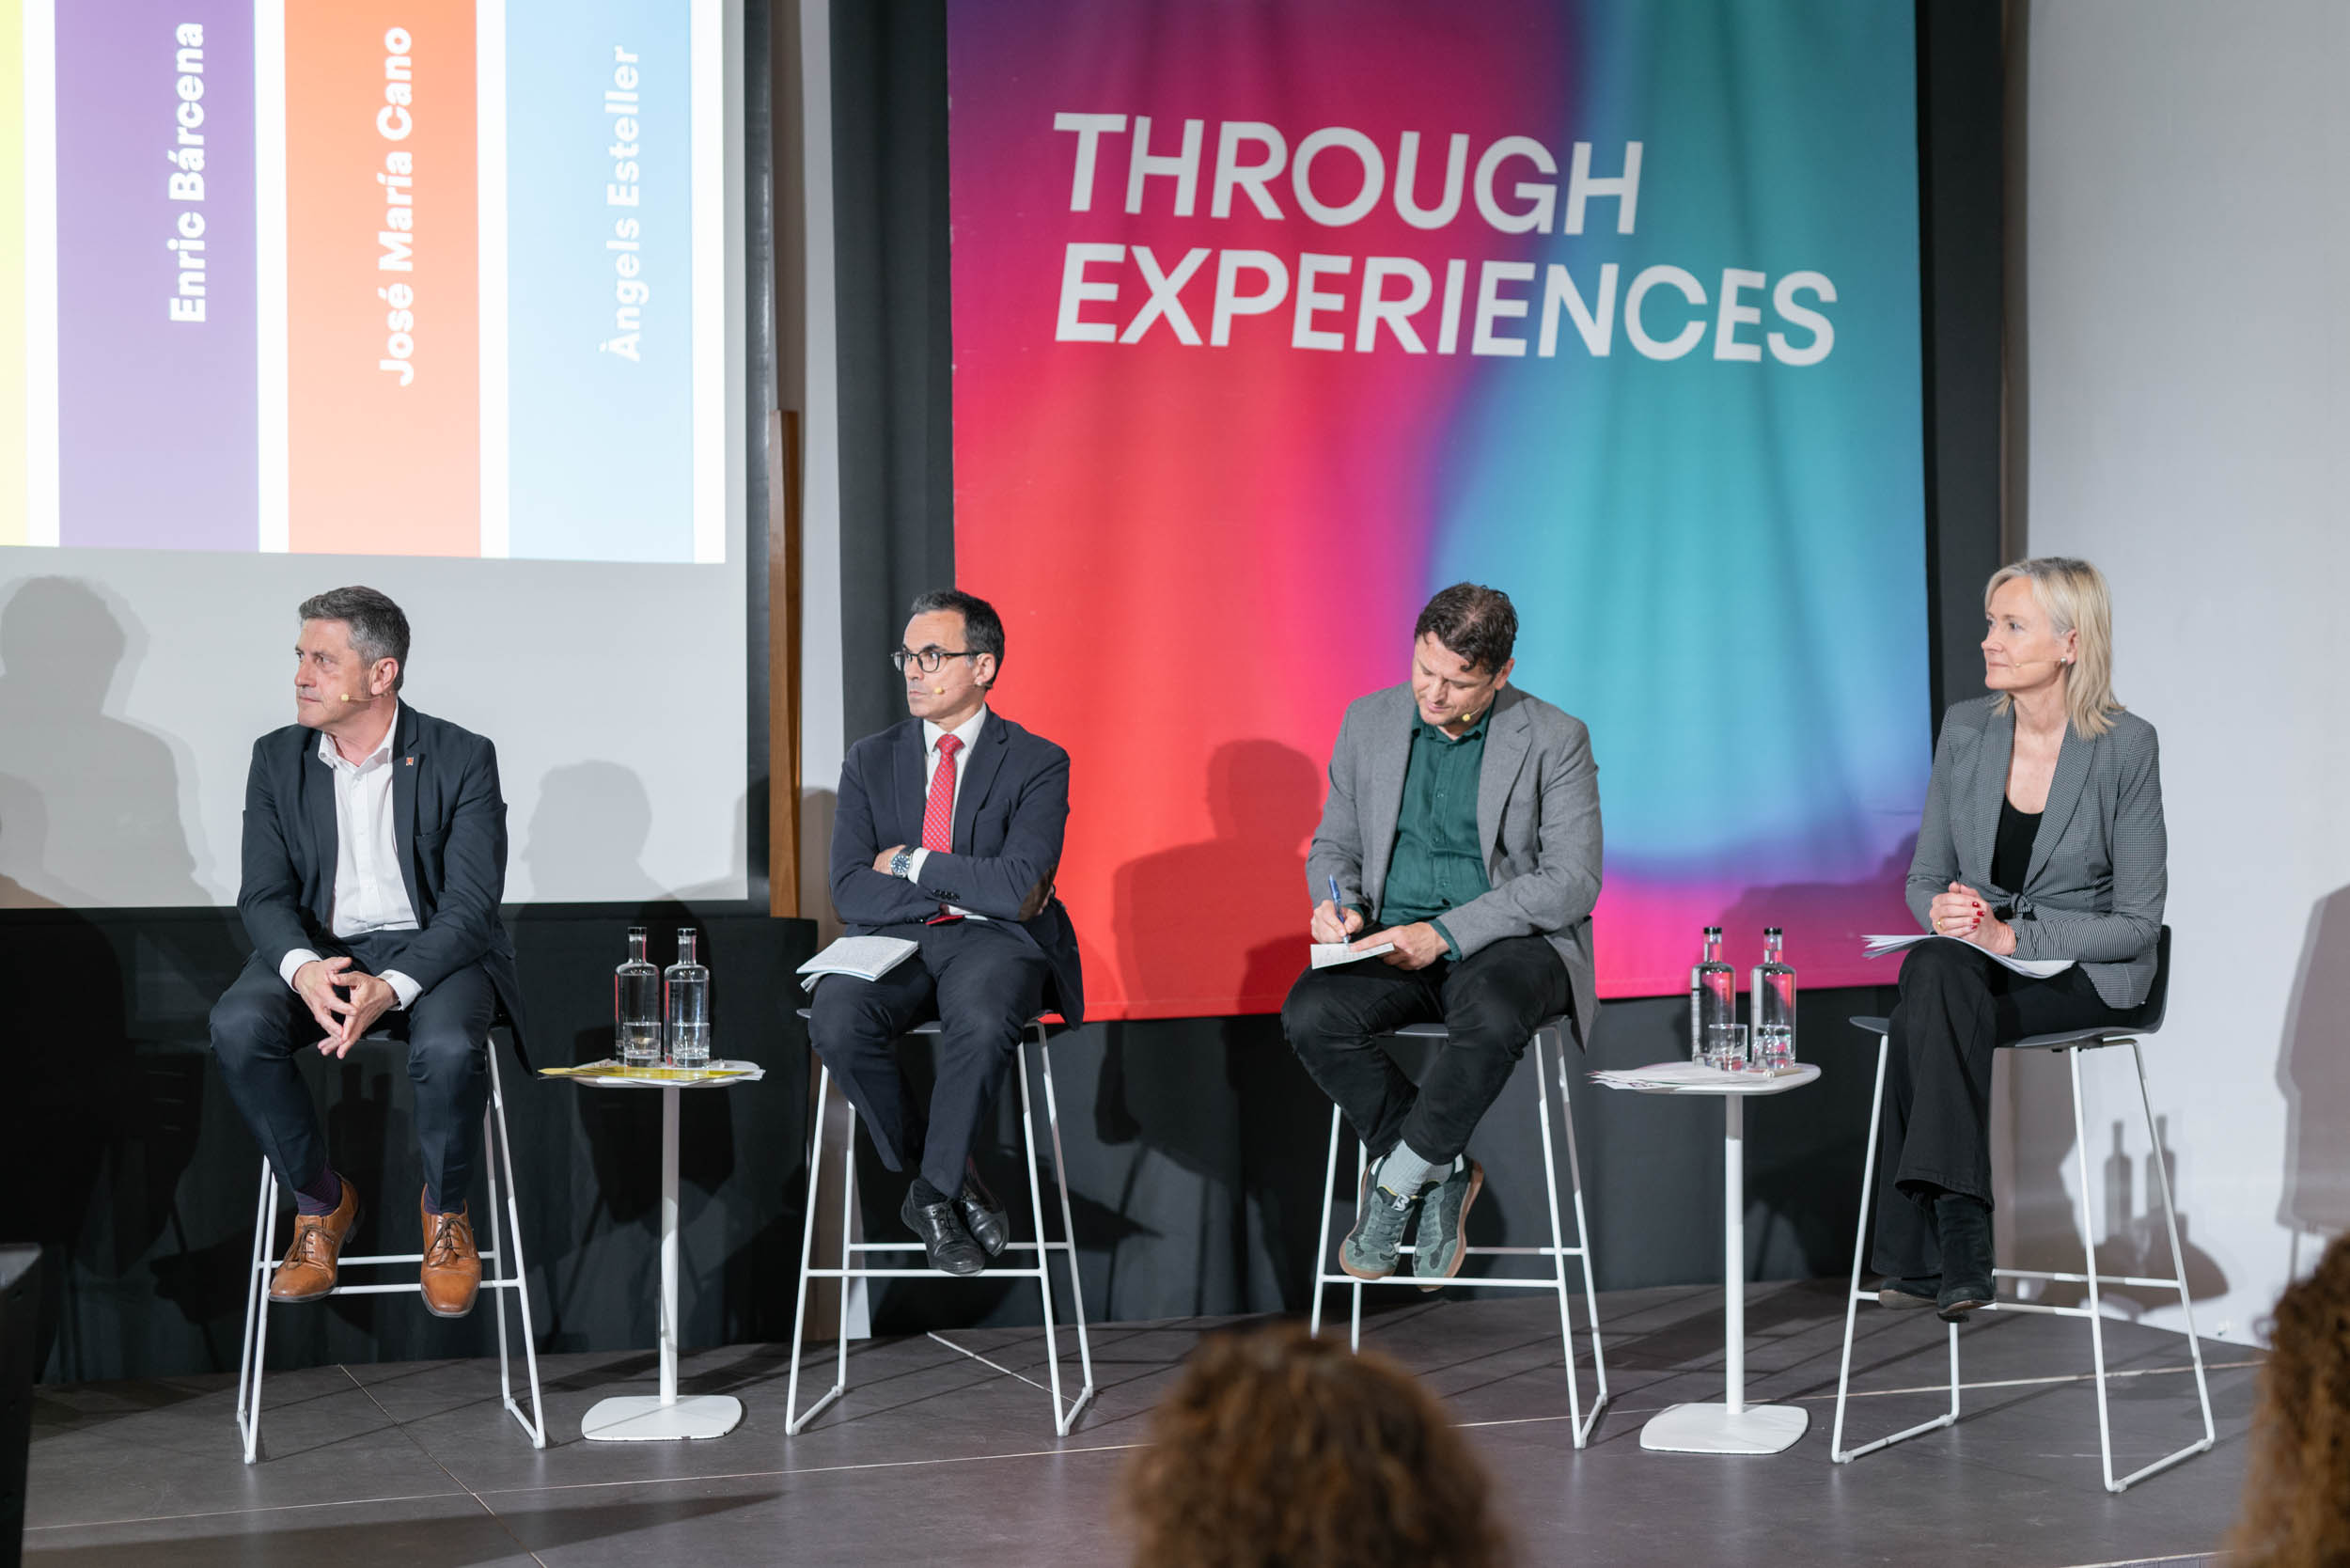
[796,935,920,993]
[1310,941,1397,969]
[1861,932,2073,980]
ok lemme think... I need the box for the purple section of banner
[56,3,258,550]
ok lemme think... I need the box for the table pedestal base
[1639,1401,1809,1454]
[581,1394,744,1442]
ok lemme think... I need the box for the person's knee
[1280,977,1341,1049]
[947,960,1048,1038]
[1898,939,1984,995]
[407,1025,484,1087]
[209,990,278,1067]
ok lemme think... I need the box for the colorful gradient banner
[948,0,1930,1015]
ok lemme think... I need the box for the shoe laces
[285,1215,330,1268]
[424,1211,473,1267]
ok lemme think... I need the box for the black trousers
[208,931,495,1213]
[1280,934,1573,1166]
[807,919,1052,1196]
[1872,939,2138,1278]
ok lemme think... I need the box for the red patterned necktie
[922,733,962,853]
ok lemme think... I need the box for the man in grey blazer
[1283,583,1601,1289]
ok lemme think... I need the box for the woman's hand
[1933,881,2019,956]
[1928,882,1984,938]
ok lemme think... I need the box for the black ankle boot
[1934,1193,1995,1321]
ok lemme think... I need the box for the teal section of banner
[505,0,695,562]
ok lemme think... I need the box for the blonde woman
[1875,558,2166,1321]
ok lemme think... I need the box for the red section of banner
[286,2,478,555]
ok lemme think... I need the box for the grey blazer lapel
[1359,687,1413,897]
[1476,690,1531,862]
[1972,705,2013,886]
[2028,725,2094,888]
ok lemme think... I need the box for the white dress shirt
[278,703,423,1008]
[905,705,986,919]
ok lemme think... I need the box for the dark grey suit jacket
[236,703,528,1056]
[1305,683,1603,1048]
[828,710,1085,1027]
[1905,697,2166,1009]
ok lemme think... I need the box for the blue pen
[1327,875,1345,938]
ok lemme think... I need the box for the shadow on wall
[1093,740,1331,1312]
[523,760,662,903]
[0,575,207,908]
[2277,885,2350,1278]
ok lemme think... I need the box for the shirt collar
[923,704,988,755]
[320,700,401,773]
[1414,711,1487,744]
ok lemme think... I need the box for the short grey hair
[299,586,411,693]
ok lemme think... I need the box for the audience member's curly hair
[1123,1322,1501,1568]
[2228,1232,2350,1567]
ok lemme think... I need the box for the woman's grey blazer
[1904,697,2167,1010]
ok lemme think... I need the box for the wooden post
[769,408,803,917]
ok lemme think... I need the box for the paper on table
[1862,932,2073,980]
[796,934,920,993]
[1311,942,1397,969]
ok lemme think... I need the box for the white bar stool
[1307,1018,1607,1448]
[236,1026,545,1464]
[785,1013,1094,1435]
[1829,927,2214,1491]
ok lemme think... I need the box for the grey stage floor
[21,1279,2257,1567]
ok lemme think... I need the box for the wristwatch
[889,848,915,880]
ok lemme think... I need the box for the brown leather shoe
[269,1175,361,1302]
[419,1190,481,1318]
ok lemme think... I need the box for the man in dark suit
[209,587,526,1318]
[1283,583,1602,1290]
[811,588,1083,1275]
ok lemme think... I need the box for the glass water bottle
[615,926,661,1067]
[1750,926,1796,1069]
[1690,925,1736,1064]
[665,927,712,1067]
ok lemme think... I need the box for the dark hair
[1414,583,1517,674]
[2227,1232,2350,1565]
[908,588,1005,688]
[298,586,411,693]
[1123,1322,1502,1568]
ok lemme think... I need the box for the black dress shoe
[958,1165,1010,1260]
[901,1185,986,1277]
[1934,1192,1996,1321]
[1876,1275,1940,1309]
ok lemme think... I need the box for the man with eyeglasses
[1282,583,1602,1290]
[808,588,1084,1274]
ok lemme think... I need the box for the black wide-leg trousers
[807,919,1052,1197]
[208,931,496,1214]
[1280,934,1572,1167]
[1872,939,2137,1278]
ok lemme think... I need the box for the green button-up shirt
[1377,715,1491,956]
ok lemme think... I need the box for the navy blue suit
[209,704,525,1212]
[812,709,1082,1193]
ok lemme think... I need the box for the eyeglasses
[891,647,981,674]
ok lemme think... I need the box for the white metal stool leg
[1031,1027,1096,1430]
[2124,1039,2216,1486]
[235,1032,542,1463]
[1536,1027,1607,1447]
[1306,1027,1607,1444]
[479,1047,545,1446]
[785,1062,850,1434]
[787,1026,1093,1435]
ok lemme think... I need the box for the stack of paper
[1309,941,1397,969]
[1861,932,2073,980]
[796,935,920,994]
[1590,1061,1807,1091]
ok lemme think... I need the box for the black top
[1991,795,2042,900]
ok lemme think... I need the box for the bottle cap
[1703,925,1722,937]
[1764,926,1782,937]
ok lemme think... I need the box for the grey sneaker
[1414,1159,1485,1291]
[1339,1167,1421,1280]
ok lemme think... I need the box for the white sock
[1377,1142,1459,1196]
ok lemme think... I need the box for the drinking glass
[1705,1023,1748,1072]
[1755,1022,1794,1071]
